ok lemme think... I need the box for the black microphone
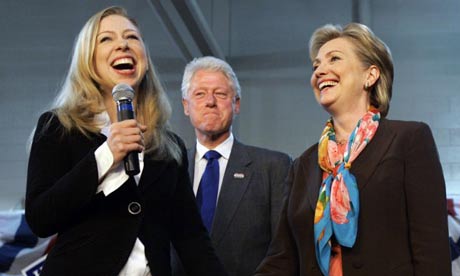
[112,83,140,176]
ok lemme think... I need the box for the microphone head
[112,83,134,101]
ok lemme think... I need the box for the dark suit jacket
[26,112,226,276]
[173,139,291,276]
[255,119,451,276]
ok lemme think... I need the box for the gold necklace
[336,139,347,145]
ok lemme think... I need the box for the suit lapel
[350,118,396,190]
[211,140,251,244]
[307,119,396,210]
[138,157,168,192]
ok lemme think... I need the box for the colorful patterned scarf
[314,107,380,276]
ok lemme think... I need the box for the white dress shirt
[93,112,151,276]
[193,133,234,199]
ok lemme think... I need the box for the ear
[182,98,190,116]
[233,97,241,115]
[366,65,380,87]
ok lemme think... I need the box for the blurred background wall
[1,0,459,210]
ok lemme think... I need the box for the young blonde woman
[26,6,226,276]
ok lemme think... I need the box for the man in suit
[173,56,292,276]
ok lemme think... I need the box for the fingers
[107,119,146,164]
[139,123,147,133]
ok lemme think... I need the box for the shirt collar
[94,111,111,137]
[196,133,234,161]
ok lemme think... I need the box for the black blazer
[255,119,451,276]
[26,112,226,276]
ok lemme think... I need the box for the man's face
[182,70,240,140]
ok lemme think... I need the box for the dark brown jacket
[256,119,451,276]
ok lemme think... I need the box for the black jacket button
[352,261,363,269]
[128,202,141,215]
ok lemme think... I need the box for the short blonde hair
[309,23,394,118]
[50,6,181,162]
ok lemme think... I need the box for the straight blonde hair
[48,6,181,162]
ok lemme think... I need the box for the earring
[364,82,370,90]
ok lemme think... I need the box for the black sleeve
[25,112,100,237]
[269,153,292,236]
[255,161,299,276]
[169,134,228,276]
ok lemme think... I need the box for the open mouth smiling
[112,57,135,71]
[318,80,338,91]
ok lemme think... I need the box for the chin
[203,128,222,135]
[320,102,334,112]
[319,101,332,109]
[201,126,226,136]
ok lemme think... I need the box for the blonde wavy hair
[50,6,181,162]
[309,23,394,118]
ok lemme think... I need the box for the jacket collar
[307,119,396,210]
[211,140,252,244]
[188,140,253,244]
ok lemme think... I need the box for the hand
[107,119,147,165]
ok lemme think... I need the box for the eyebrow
[96,28,139,37]
[313,49,345,63]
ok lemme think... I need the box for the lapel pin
[233,173,245,179]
